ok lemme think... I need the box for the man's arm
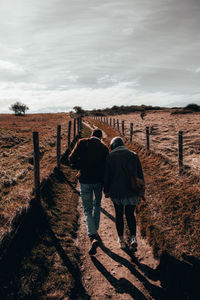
[68,140,82,167]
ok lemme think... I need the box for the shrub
[9,101,29,116]
[185,103,200,111]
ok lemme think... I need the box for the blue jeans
[80,183,102,236]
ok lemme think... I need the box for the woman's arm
[103,157,112,195]
[136,155,144,182]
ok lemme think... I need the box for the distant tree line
[72,104,164,117]
[171,103,200,114]
[72,103,200,117]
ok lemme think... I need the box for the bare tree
[9,101,29,116]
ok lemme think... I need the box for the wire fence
[0,117,82,241]
[0,117,82,207]
[92,115,200,174]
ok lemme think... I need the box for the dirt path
[76,191,164,300]
[76,123,164,299]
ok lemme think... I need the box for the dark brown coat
[69,137,109,183]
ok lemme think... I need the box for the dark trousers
[113,203,136,237]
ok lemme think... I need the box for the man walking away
[69,129,109,255]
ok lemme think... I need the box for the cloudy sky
[1,0,200,113]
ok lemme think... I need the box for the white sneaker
[130,236,137,251]
[118,237,126,249]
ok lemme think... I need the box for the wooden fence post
[74,118,76,138]
[117,119,119,131]
[79,117,82,132]
[130,123,133,143]
[68,120,72,147]
[122,121,125,135]
[78,117,82,136]
[146,126,150,151]
[57,125,61,169]
[77,117,80,135]
[33,132,40,201]
[179,131,183,173]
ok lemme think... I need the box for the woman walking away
[104,137,145,251]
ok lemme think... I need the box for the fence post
[74,118,77,138]
[179,131,183,173]
[146,126,150,151]
[77,117,79,134]
[80,117,82,133]
[130,123,133,143]
[122,121,125,135]
[77,118,79,135]
[57,125,61,169]
[33,132,40,201]
[117,119,119,131]
[78,117,82,136]
[68,120,72,147]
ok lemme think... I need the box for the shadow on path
[99,244,164,300]
[123,248,160,282]
[91,256,147,299]
[101,207,116,222]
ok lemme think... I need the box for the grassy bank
[0,125,91,299]
[87,117,200,260]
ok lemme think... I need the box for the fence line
[91,116,192,174]
[32,117,81,201]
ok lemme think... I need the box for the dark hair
[110,137,124,150]
[92,129,102,138]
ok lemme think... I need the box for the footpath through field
[75,120,164,300]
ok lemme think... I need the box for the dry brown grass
[0,113,71,243]
[87,116,200,261]
[109,111,200,172]
[0,123,88,299]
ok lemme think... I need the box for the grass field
[0,113,71,244]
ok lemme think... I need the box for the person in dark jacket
[104,136,145,251]
[69,128,109,255]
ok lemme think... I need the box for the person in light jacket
[104,136,145,251]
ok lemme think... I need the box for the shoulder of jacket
[131,150,137,156]
[79,138,89,144]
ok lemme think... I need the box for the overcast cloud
[0,0,200,113]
